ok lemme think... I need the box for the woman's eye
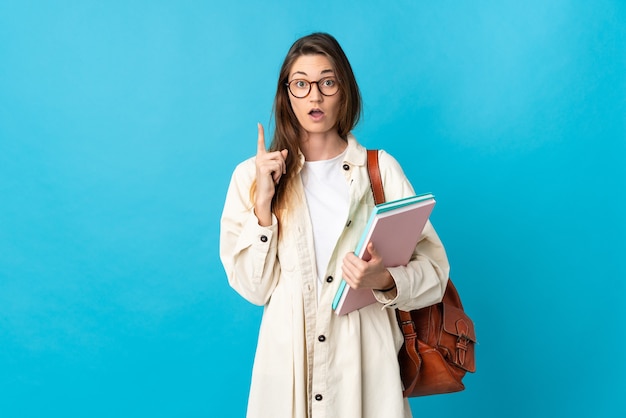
[323,78,335,87]
[295,80,308,89]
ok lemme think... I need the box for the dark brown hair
[263,32,362,221]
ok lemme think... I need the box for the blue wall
[1,1,624,417]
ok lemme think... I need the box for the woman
[220,33,449,418]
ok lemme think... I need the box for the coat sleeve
[371,150,450,311]
[219,158,281,306]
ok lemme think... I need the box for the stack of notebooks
[332,192,436,315]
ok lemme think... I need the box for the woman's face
[287,54,342,137]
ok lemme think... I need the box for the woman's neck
[299,131,347,161]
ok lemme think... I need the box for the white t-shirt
[301,149,350,301]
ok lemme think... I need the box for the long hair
[259,32,362,222]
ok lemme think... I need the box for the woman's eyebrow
[291,69,335,78]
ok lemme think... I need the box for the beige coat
[220,135,450,418]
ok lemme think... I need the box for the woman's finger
[257,123,266,156]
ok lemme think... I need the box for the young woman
[220,33,449,418]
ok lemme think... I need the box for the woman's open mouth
[308,109,325,121]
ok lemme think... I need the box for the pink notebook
[332,194,435,315]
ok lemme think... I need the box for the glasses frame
[285,76,340,99]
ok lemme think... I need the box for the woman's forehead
[289,54,334,78]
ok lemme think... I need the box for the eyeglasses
[285,76,339,98]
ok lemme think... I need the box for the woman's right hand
[255,123,288,226]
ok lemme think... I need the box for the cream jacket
[220,135,450,418]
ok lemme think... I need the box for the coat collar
[344,134,368,167]
[295,133,367,172]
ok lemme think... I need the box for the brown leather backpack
[367,150,477,397]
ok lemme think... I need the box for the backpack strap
[367,148,422,397]
[366,149,386,205]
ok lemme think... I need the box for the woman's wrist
[376,282,396,292]
[375,271,396,292]
[254,206,272,227]
[254,198,273,226]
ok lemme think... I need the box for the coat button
[342,164,350,171]
[318,335,326,342]
[326,276,333,283]
[315,394,323,401]
[260,235,268,242]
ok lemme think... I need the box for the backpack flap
[442,304,476,373]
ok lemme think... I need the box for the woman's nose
[308,82,323,101]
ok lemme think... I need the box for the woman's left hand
[341,242,395,291]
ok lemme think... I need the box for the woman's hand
[255,123,288,226]
[342,242,396,294]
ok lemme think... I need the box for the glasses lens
[319,77,339,96]
[289,79,310,98]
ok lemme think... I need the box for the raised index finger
[257,123,266,155]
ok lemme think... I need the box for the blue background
[1,1,624,417]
